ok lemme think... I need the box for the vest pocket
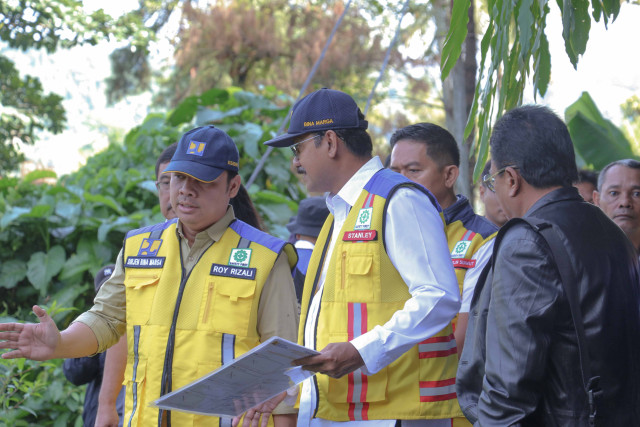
[344,254,375,302]
[207,280,257,335]
[124,274,160,324]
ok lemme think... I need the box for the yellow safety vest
[444,196,498,324]
[299,169,463,421]
[122,219,296,426]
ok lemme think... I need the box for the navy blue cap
[163,126,239,182]
[264,88,368,147]
[286,196,330,237]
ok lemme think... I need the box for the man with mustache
[594,159,640,252]
[252,88,461,427]
[0,126,299,427]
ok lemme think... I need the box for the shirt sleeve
[460,238,495,313]
[74,249,127,354]
[256,250,300,414]
[476,230,561,425]
[350,186,461,374]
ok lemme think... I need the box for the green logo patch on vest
[228,248,252,267]
[354,207,373,230]
[451,240,471,259]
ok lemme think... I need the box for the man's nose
[619,193,632,208]
[179,177,196,195]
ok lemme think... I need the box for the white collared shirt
[299,157,460,426]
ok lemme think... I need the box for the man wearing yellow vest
[261,88,461,426]
[388,123,498,354]
[0,126,299,427]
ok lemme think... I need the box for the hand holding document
[152,336,319,418]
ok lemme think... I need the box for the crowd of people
[1,88,640,427]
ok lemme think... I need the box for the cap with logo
[286,196,330,237]
[264,88,368,147]
[163,125,240,182]
[94,264,116,293]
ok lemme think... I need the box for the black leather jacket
[456,187,640,426]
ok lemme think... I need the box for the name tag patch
[210,263,257,280]
[125,256,166,268]
[343,230,378,241]
[452,258,476,269]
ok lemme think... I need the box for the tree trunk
[437,0,477,200]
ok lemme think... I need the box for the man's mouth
[296,167,306,175]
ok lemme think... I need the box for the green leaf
[83,192,126,216]
[440,0,471,80]
[516,0,534,60]
[26,246,65,295]
[0,260,27,289]
[565,92,638,169]
[200,88,230,105]
[0,206,30,229]
[22,170,57,184]
[168,95,198,126]
[59,251,93,280]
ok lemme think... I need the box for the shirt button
[188,256,194,262]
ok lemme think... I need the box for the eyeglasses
[290,134,322,158]
[482,165,518,192]
[155,180,170,191]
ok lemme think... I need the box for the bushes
[0,87,302,423]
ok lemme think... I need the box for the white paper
[151,336,319,417]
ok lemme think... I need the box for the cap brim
[264,131,305,147]
[163,159,225,183]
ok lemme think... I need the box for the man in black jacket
[456,105,640,426]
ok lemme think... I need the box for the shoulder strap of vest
[125,218,178,239]
[492,217,602,425]
[229,219,298,268]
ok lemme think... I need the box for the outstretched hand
[292,342,364,379]
[232,391,287,427]
[0,305,61,361]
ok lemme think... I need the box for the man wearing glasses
[456,105,640,425]
[255,88,461,426]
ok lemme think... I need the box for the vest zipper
[158,236,214,427]
[202,282,214,324]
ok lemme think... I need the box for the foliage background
[0,87,301,423]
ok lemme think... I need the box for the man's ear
[593,190,601,207]
[504,166,521,198]
[227,173,242,198]
[443,165,459,189]
[325,130,340,159]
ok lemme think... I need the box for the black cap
[264,88,368,147]
[286,196,330,237]
[163,126,240,182]
[94,264,116,293]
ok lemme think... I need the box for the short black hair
[315,109,372,158]
[481,159,492,187]
[597,159,640,191]
[490,105,578,188]
[155,142,178,179]
[576,169,598,187]
[389,123,460,168]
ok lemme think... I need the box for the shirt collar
[326,156,383,213]
[176,205,236,243]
